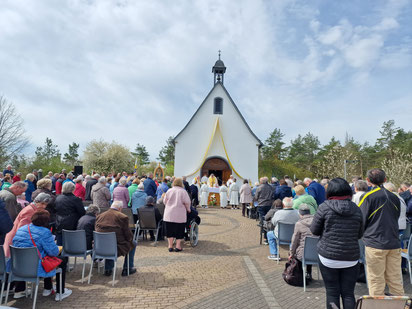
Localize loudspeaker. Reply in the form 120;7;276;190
74;166;83;177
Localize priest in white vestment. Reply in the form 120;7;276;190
229;179;240;209
200;182;209;208
219;184;228;209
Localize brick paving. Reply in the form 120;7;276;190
6;207;412;308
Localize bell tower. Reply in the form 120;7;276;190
212;50;226;85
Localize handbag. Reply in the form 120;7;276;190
282;257;303;286
28;224;62;273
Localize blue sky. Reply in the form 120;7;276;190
0;0;411;160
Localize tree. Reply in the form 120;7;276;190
287;132;320;171
158;137;175;166
33;138;61;167
83;140;133;174
376;120;398;151
63;142;80;166
0;96;29;165
316;144;360;179
131;143;150;175
381;149;412;187
261;128;286;160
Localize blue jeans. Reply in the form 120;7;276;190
267;231;278;255
105;247;136;271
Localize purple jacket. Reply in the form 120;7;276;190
112;185;130;208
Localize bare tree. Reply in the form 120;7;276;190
0;96;29;165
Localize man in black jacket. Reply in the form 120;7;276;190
0;199;13;245
359;168;403;296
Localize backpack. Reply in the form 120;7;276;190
282;257;303;286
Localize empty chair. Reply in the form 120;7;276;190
134;208;163;245
401;234;412;284
88;231;118;286
302;236;320;292
276;221;295;264
61;230;92;283
355;295;411;309
0;246;6;305
5;246;62;309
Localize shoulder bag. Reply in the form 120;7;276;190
28;224;62;273
282;257;303;287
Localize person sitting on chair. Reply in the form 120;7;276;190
95;200;137;277
139;196;162;241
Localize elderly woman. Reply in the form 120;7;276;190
12;210;72;300
240;179;252;216
352;180;368;205
289;204;315;282
74;176;86;200
91;176;111;210
310;178;363;309
3;193;52;297
55;181;85;245
113;177;130;208
32;178;56;222
131;183;147;222
292;185;317;214
24;173;36;203
163;178;191;252
77;205;100;250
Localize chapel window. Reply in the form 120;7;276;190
214;97;223;114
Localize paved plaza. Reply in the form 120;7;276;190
8;208;412;309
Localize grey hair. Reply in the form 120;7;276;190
26;173;35;181
85;175;92;180
86;204;100;215
303;177;312;183
67;172;74;179
138;183;144;190
93;173;101;179
98;176;106;184
355;180;368;192
62;181;76;194
11;181;28;189
119;177;127;185
298;203;311;215
111;200;123;210
282;197;293;208
384;182;396;193
271;177;278;183
33;192;52;204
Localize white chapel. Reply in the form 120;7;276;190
173;54;263;185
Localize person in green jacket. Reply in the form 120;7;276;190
1;175;12;190
127;178;140;207
292;185;317;214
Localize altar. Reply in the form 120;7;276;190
208;187;220;206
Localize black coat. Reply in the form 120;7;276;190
85;179;98;201
55;193;86;234
273;185;292;200
311;199;363;261
190;185;199;206
0;199;13;245
77;213;96;250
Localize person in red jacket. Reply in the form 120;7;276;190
74;176;86;200
12;172;22;183
55;174;65;195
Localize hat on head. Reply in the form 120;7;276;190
298;203;311;215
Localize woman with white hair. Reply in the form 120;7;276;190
113;177;130;209
55;181;86;245
91;176;111;210
24;173;36;203
32;178;57;221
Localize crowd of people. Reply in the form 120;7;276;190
0;166;199;303
251;170;411;309
1;165;411;308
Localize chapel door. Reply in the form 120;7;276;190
222;170;231;184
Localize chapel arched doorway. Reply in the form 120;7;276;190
201;157;232;186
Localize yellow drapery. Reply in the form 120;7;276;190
186;117;244;179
